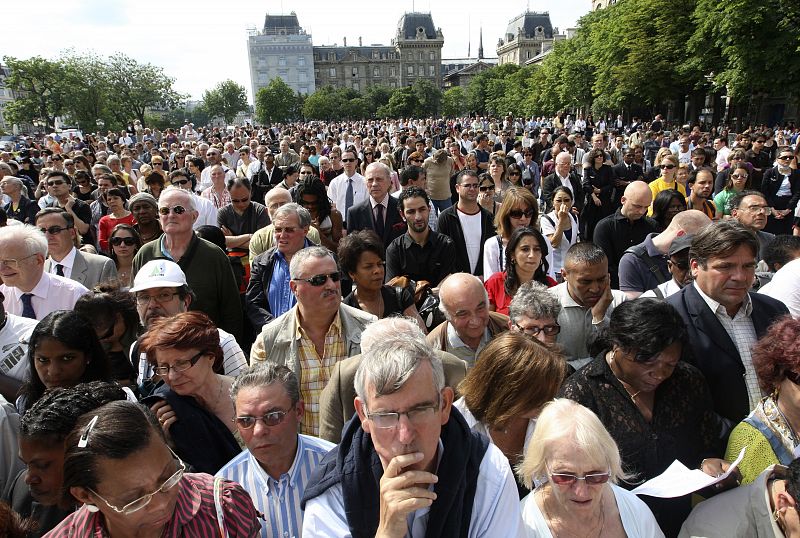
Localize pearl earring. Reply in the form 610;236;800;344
85;503;100;513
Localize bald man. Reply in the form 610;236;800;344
593;181;659;288
619;209;712;298
425;273;509;366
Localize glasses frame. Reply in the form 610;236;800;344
110;236;137;246
234;409;291;429
365;400;440;429
513;322;561;337
293;272;342;286
158;205;188;216
39;225;72;235
0;253;38;269
152;350;208;377
546;464;611;487
134;292;179;306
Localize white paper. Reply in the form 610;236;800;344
631;446;746;498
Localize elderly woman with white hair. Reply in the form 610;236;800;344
517;399;664;537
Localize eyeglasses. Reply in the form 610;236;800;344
755;140;766;144
661;164;676;170
158;205;187;215
513;322;561;337
508;172;521;177
0;253;37;269
509;209;535;219
152;162;163;166
341;158;356;163
134;292;179;306
742;205;772;215
785;370;800;385
234;409;291;429
88;451;185;515
730;174;748;180
293;272;342;286
171;179;190;186
366;403;439;429
39;225;72;235
547;465;611;487
778;155;793;161
111;236;137;246
152;350;208;377
459;183;480;190
479;185;495;192
409;159;423;163
46;179;66;187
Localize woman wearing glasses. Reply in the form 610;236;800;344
762;146;800;235
106;224;141;290
140;311;241;474
455;332;566;499
97;188;136;255
46;399;260;537
558;299;733;536
647;154;686;207
581;148;615;241
713;163;751;217
517;399;664;537
714;149;751;195
483;187;545;280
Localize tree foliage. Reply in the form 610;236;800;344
201;80;248;124
255;77;298;124
2;56;72;129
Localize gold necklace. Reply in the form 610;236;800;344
607;351;641;402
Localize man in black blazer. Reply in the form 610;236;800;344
667;221;789;425
345;162;404;248
611;148;644;206
541;153;584;213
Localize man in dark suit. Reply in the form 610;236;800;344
541;152;584;214
611;148;644;206
345;162;404;249
36;208;118;289
667;220;789;424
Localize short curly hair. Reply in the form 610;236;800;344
336;229;384;277
752;316;800;393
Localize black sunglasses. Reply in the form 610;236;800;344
111;236;138;246
661;164;676;170
158;205;188;215
509;209;535;219
293;272;342;286
479;185;495;192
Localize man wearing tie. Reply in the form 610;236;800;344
0;225;88;320
327;149;366;225
345;162;404;249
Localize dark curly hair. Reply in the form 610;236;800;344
295;177;332;223
337;229;384;277
504;226;550;296
752;317;800;393
604;298;687;362
651;189;687;230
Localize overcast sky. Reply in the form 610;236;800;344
3;0;589;103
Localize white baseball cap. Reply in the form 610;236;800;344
129;260;187;292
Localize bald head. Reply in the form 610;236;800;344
667;209;711;235
265;187;292;219
438;273;488;318
620;181;653;222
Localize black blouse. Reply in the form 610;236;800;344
343;285;414;319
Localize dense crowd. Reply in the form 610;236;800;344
0;113;799;537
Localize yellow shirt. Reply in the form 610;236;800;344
648;177;687;216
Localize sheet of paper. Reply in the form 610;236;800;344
631;446;745;498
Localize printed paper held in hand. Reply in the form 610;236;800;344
631;446;745;498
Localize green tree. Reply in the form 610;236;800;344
442;87;469;117
364;85;394;116
378;86;418;118
63;54;118;131
201;80;248;124
411;79;442;116
2;56;72;130
255;77;297;124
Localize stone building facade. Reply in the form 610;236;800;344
247;13;316;97
496;11;566;66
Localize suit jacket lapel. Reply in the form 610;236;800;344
72;252;89;286
685;285;742;365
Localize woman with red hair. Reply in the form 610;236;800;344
726;316;800;484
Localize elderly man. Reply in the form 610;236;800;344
346;162;404;248
541;152;583;213
1;177;37;224
593;181;658;288
246;203;314;328
507;281;562;347
168;169;218;229
275;139;301;170
549;243;627;367
668;221;789;424
129;259;246;388
618;209;712;298
302;337;523;537
250;187;320;258
328;148;367;223
730;190;776;262
0;225;88;320
198;146;235;193
251;246;376;435
426;272;508;366
35;208;117;288
318;316;468;444
131;186;243;342
217;363;335;538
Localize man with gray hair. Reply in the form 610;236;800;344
251;245;376;435
0;225;88;320
1;177;37;224
217;362;334;538
132;186;243;342
508;281;562;347
249;187;320;257
246;202;315;327
318;316;468;443
427;272;509;366
345;162;404;248
302;337;523;537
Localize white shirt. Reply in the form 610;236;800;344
640;279;683;299
759;258;799;319
328;172;367;218
1;272;89;320
0;314;38;381
190;192;219;230
458;209;483;276
302;440;524;538
715;146;731;171
455;397;536;456
48;247;77;279
539;212;578;275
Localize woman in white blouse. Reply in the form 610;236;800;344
539;186;579;277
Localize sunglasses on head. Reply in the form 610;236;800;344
293;272;342;286
509;209;535;219
158;205;187;215
111;236;138;246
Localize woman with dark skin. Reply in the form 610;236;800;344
295;177;343;251
651;189;688;231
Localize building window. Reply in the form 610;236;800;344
407;65;414;75
299;72;307;82
418;65;424;75
329;67;337;77
418;52;423;60
279;57;286;67
298;57;306;66
389;66;396;77
429;51;435;61
314;69;320;79
353;81;360;92
373;67;380;77
390;81;396;88
527;50;532;59
429;65;435;76
352;67;358;77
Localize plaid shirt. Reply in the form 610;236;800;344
295;313;346;436
201;186;232;209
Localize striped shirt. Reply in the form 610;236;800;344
295;314;346;436
44;473;261;537
216;435;335;538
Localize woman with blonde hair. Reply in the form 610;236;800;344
517;399;663;537
646;147;674;181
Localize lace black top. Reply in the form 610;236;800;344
558;352;725;537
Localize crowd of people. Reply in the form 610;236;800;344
0;113;799;537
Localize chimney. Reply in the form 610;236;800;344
343;36;347;47
359;36;362;46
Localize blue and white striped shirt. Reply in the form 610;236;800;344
217;434;335;538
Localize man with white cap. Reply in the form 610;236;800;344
129;259;247;392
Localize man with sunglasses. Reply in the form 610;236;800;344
35;208;117;289
217;362;335;538
251;246;376;436
640;233;694;299
39;170;92;243
131;187;243;343
328;149;366;224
